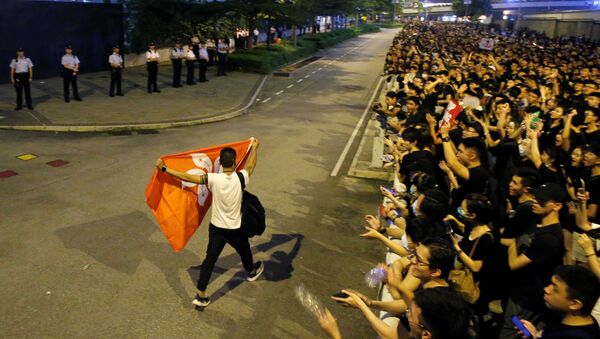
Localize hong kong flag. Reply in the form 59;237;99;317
438;99;463;130
145;138;253;252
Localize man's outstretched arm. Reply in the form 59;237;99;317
156;158;207;184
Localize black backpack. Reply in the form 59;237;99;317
236;172;266;238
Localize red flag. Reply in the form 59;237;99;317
438;99;463;129
145;138;253;252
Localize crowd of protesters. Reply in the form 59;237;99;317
316;22;600;339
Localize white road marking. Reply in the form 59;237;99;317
304;75;310;78
318;68;323;71
287;84;294;89
275;90;284;95
297;79;303;83
330;77;385;177
311;71;317;74
262;97;271;103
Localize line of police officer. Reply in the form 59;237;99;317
8;40;215;110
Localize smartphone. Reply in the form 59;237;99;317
332;292;350;299
511;316;531;338
530;111;540;130
580;179;586;192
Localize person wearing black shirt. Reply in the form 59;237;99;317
515;265;600;339
502;168;540;243
499;183;567;339
401;96;426;127
440;123;490;209
583;144;600;224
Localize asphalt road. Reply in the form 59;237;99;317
0;28;398;339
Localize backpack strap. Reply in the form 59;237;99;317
236;172;246;191
469;232;493;257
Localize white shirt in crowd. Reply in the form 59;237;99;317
207;170;249;229
185;49;196;60
146;50;160;62
198;47;209;60
217;42;229;54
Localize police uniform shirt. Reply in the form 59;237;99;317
199;47;209;60
61;54;80;69
10;57;33;73
146;50;160;62
217;42;229;54
185;50;196;60
109;53;123;67
170;48;184;60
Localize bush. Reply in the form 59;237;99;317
229;26;381;73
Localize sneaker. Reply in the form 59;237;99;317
191;294;210;307
247;261;264;282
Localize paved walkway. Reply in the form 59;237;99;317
0;63;266;132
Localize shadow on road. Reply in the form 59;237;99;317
55;211;303;307
187;233;304;305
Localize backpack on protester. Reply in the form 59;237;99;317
449;232;493;304
236;172;266;238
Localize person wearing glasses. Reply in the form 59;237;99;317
321;239;470;339
325;238;457;338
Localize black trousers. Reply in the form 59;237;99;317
199;59;208;82
109;68;122;95
185;60;195;85
196;224;255;291
217;53;227;76
172;59;182;87
208;49;216;66
62;69;80;100
14;73;32;108
147;62;158;92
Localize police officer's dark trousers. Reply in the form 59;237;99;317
185;60;195;85
172;59;182;87
15;73;32;109
199;59;208;82
217;53;227;76
147;61;159;93
110;67;122;96
62;68;80;101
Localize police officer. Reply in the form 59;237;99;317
61;45;82;102
170;42;184;88
184;45;196;86
108;45;124;97
146;42;160;93
9;47;34;110
216;38;230;76
198;41;209;83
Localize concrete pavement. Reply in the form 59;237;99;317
0;29;400;338
0;63;266;132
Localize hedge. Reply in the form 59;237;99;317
378;22;403;29
228;24;381;74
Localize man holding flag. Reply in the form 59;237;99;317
154;138;262;308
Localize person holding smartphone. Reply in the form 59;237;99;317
514;265;600;339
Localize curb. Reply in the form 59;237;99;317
346;77;395;181
0;75;269;133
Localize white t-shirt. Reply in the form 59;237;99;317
207;170;249;229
